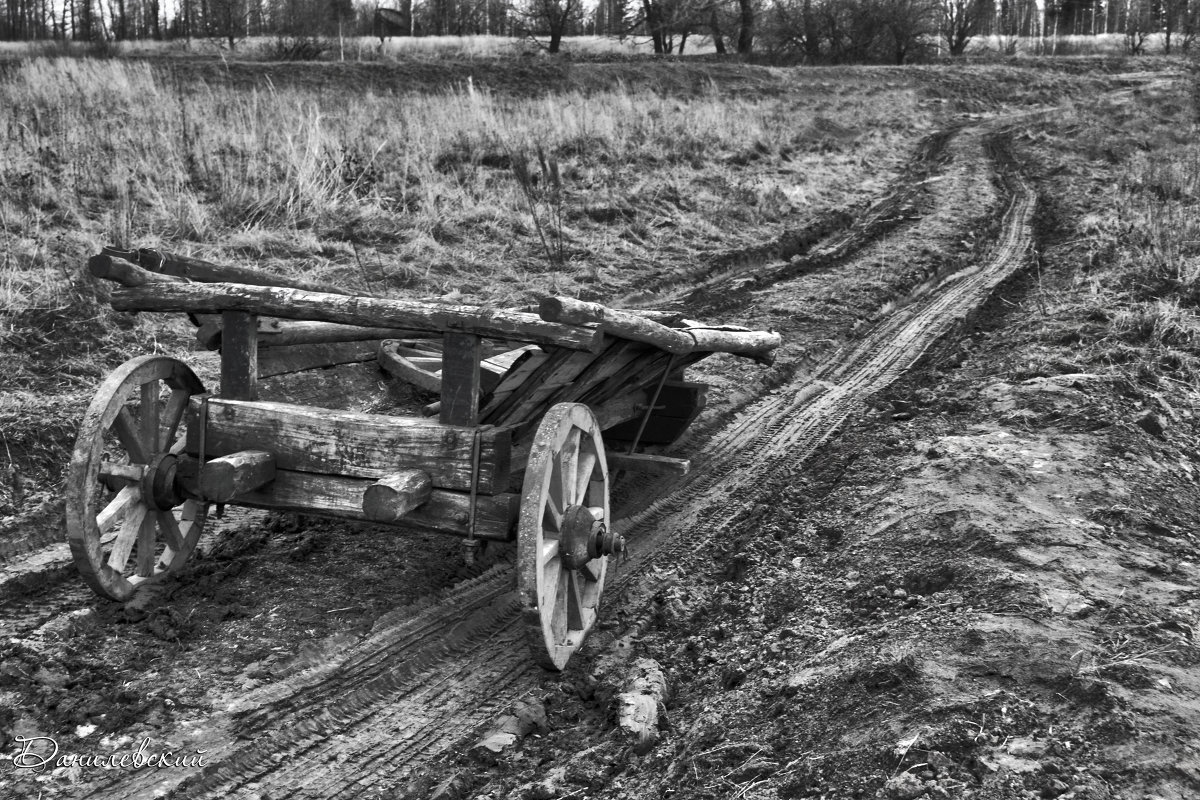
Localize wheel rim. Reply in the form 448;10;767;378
65;356;208;601
518;403;611;671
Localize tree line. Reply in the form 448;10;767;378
3;0;1198;60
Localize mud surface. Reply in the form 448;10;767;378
2;61;1198;800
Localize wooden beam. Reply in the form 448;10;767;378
88;254;187;287
362;470;433;523
187;398;512;494
229;469;519;540
220;311;258;400
136;248;361;296
606;453;691;476
111;283;605;352
257;340;380;378
196;319;435;351
440;332;482;426
538;296;780;363
194;450;277;503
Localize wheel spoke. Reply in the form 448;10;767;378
107;504;147;571
542;495;563;533
136;511;157;577
113;407;150;464
541;556;561;609
161;388;192;446
550;566;569;643
540;538;559;565
96;485;140;533
157;511;185;552
141;381;161;454
565;571;585;630
578;562;600;583
575;448;598;505
560;429;581;506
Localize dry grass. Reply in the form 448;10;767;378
0;57;929;310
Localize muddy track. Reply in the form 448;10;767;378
616;127;956;315
66;116;1035;799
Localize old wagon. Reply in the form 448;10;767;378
69;248;781;669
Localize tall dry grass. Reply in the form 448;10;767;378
0;56;927;309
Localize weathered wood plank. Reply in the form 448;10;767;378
362;470;433;523
110;283;605;352
539;296;781;363
257;340;381;379
440;332;482;426
136;248;360;296
196;450;277;503
606;452;690;476
232;469;519;540
196;319;433;351
220;311;258;400
487;349;599;429
187;398;511;495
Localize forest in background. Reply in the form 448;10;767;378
2;0;1199;61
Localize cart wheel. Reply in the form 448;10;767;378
65;356;209;602
518;403;625;671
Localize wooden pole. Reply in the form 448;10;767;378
136;248;362;296
538;296;780;363
111;283;605;352
440;332;482;426
220;311;258;400
195;319;435;351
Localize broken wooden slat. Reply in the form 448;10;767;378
229;469;519;540
194;450;277;503
487;349;599;428
606;453;690;476
258;340;381;379
440;332;482;426
136;248;359;296
187;398;512;494
362;470;434;523
477;349;552;421
220;311;258;400
110;283;605;352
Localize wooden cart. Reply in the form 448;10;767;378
69;249;781;669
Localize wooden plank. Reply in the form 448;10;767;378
440;332;482;426
258;340;380;378
196;319;433;351
136;248;360;296
110;283;605;352
477;349;551;419
232;470;519;540
187;398;511;495
606;453;691;476
487;349;599;428
196;450;277;502
362;470;433;523
220;311;258;400
479;347;572;424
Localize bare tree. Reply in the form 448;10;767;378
940;0;982;55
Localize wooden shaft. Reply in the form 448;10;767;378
196;319;435;351
111;283;605;352
539;296;781;362
137;248;361;296
606;452;691;476
362;470;434;522
89;254;187;287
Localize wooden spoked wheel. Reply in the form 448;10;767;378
519;403;622;671
65;356;209;602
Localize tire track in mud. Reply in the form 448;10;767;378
76;121;1035;800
